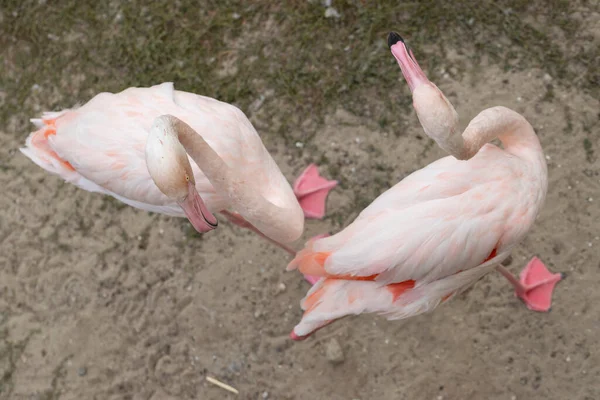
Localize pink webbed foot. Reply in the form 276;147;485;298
302;233;329;285
293;164;338;219
516;257;564;312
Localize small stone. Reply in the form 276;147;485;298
262;391;269;399
295;141;304;148
275;282;286;294
324;7;340;19
77;366;87;377
324;338;345;364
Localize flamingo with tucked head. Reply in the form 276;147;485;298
286;33;563;340
21;82;337;253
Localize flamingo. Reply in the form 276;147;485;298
286;32;563;340
20;82;337;252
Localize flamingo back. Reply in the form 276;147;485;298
21;83;293;216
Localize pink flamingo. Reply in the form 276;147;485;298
287;33;563;340
21;82;337;252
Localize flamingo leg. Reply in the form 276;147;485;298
496;257;563;312
222;211;327;285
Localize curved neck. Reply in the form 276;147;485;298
442;106;543;163
168;116;303;243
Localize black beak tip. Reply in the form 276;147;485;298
387;32;404;48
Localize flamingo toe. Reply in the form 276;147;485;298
293;164;338;219
517;257;563;312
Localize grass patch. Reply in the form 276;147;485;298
2;0;596;140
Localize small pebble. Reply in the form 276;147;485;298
324;338;345;364
262;391;269;399
77;367;87;377
324;7;341;19
276;282;287;294
295;142;304;148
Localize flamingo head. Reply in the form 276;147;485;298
388;32;461;156
146;115;218;233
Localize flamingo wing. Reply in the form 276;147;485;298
289;146;543;338
293;145;535;285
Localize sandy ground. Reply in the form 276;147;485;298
1;2;600;400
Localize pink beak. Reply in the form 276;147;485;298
178;181;218;233
388;32;429;92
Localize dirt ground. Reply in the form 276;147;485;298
1;1;599;399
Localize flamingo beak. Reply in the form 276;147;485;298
178;181;218;233
388;32;429;92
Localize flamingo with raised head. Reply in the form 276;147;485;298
21;82;337;252
286;33;563;340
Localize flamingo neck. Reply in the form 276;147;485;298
168;116;303;243
439;106;544;164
